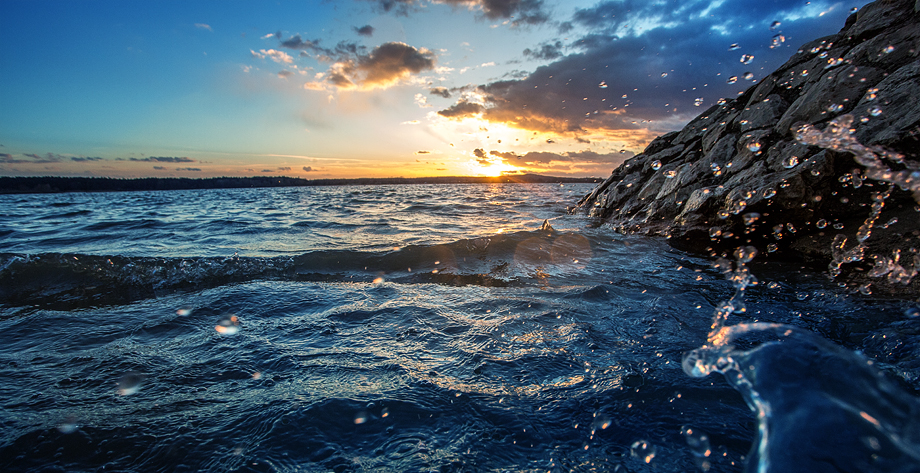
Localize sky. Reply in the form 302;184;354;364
0;0;871;179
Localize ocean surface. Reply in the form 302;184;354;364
1;183;919;472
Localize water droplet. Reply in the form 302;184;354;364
747;141;762;152
734;246;758;263
850;7;858;13
816;219;828;228
354;411;368;424
905;307;920;318
717;209;730;219
729;200;747;214
215;315;240;335
762;187;777;199
650;160;662;170
598;81;608;88
709;227;723;238
742;212;761;225
770;34;785;49
176;306;193;316
882;45;895;54
864;87;878;101
767;243;779;252
373;277;385;284
58;416;79;434
827;103;844;113
631;440;657;464
660;72;668;78
740;54;754;64
782;155;799;168
694;97;704;107
726;76;738;84
663;169;677;179
118;373;144;396
770;21;781;31
711;163;722;176
728;43;741;50
833;223;845;230
743;72;754;81
869;106;882;117
858;283;872;295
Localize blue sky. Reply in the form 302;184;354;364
0;0;870;178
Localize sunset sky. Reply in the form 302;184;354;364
0;0;869;178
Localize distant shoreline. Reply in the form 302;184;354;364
0;174;601;195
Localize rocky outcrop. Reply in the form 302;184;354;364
574;0;920;296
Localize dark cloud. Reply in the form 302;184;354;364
130;156;195;163
437;99;484;118
278;166;292;171
486;148;632;169
303;166;315;172
523;40;563;61
473;148;487;158
70;156;104;162
176;167;202;171
278;70;294;78
5;153;67;163
438;0;859;140
153;166;167;170
261;169;274;173
360;0;549;25
317;41;436;89
280;34;317;50
430;86;451;98
416;150;430;154
354;25;375;36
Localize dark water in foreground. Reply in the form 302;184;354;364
1;184;919;472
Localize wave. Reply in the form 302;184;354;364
0;229;596;311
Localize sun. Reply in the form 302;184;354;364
467;158;522;177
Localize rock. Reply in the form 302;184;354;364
572;0;920;297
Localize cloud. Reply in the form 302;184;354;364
416;150;430;154
523;40;563;60
437;0;858;141
153;166;167;170
176;167;202;171
354;25;375;36
3;152;67;164
130;156;195;163
360;0;549;26
414;93;432;107
430;86;451;98
278;70;294;79
261;169;275;173
70;156;104;162
251;48;294;64
303;166;316;172
473;148;486;158
261;32;279;39
278;166;292;171
316;41;436;90
195;23;212;32
437;99;484;118
280;34;317;50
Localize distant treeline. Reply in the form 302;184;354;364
0;174;601;195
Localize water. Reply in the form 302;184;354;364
1;183;919;472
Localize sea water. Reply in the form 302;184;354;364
1;183;918;472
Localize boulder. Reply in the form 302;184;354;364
573;0;920;297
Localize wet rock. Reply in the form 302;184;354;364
573;0;920;297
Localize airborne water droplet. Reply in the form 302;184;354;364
650;160;662;170
743;72;754;81
631;440;657;464
850;7;858;13
694;97;704;107
770;21;781;31
711;163;722;176
740;54;754;64
663;169;677;179
816;219;828;228
864;87;878;101
743;212;761;225
215;315;241;335
727;76;738;84
598;81;608;88
782;156;799;168
762;187;777;199
118;373;144;396
869;106;882;117
827;103;844;113
728;43;741;50
882;45;895;54
660;72;668;78
747;141;762;152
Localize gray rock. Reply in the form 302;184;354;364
572;0;920;297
